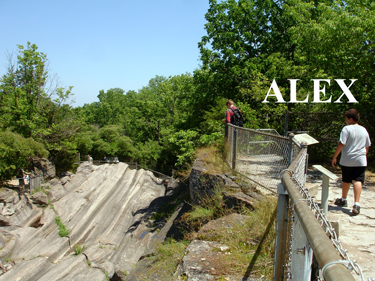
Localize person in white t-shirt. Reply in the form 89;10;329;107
332;109;371;215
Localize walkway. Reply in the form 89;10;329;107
306;167;375;280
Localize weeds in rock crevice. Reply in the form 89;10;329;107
55;216;70;237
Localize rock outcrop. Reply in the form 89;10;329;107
0;154;268;280
0;162;172;280
177;156;267;281
189;158;240;205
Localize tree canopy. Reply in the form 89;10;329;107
1;1;374;183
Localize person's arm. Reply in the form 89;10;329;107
332;142;345;167
366;146;370;155
224;109;231;123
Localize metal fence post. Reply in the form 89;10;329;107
284;110;289;137
232;127;237;170
273;183;289;280
288;133;294;165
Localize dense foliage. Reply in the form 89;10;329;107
1;0;374;183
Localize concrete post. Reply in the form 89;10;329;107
312;165;338;217
321;174;330;216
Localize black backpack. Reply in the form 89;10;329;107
230;108;243;127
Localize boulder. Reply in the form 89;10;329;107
31;191;49;206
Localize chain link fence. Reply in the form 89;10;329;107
29;174;42;193
226;124;301;193
225;124;366;280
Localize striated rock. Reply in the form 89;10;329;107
93;261;115;278
59;176;71;186
46;183;67;203
0;188;42;228
0;162;170;281
126;201;189;281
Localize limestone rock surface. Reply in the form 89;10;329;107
0;162;168;281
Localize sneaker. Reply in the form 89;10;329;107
334;198;347;207
352;205;360;215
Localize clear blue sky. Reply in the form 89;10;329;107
0;0;210;107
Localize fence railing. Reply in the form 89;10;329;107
225;124;362;280
16;174;43;193
275;147;358;280
29;174;42;193
226;124;301;193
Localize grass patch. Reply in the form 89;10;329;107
181;188;231;232
55;216;70;237
195;146;231;174
204;198;277;279
31;185;50;195
73;244;86;255
135;238;189;280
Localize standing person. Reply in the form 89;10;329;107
224;100;243;127
22;168;31;184
18;168;25;187
87;155;93;164
332;109;371;215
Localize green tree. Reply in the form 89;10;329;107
198;0;293;99
0;43;78;174
0;42;49;137
0;131;48;183
286;0;375;110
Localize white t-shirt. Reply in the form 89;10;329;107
339;124;371;167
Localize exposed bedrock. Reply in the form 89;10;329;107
0;162;173;280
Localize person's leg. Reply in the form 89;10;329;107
335;166;351;206
341;182;351;199
352;180;362;203
352;167;366;204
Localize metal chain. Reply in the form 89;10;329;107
283;201;294;280
289;150;364;280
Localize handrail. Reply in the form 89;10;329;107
226;123;289;141
281;149;355;281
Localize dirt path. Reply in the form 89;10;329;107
306;166;375;280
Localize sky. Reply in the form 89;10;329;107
0;0;210;107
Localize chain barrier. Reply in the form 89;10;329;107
226;125;369;280
288;149;365;281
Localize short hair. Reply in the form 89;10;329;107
345;109;360;122
226;100;234;106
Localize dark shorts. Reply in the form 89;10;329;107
340;165;366;183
